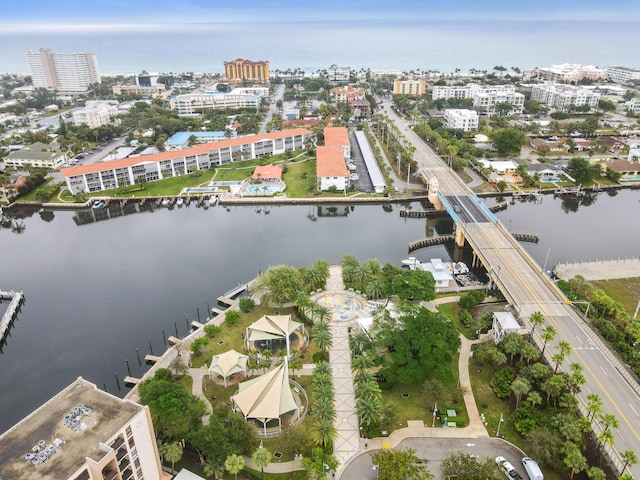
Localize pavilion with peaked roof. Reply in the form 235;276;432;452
231;363;300;436
245;314;306;360
208;349;249;387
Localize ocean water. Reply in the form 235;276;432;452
2;18;639;75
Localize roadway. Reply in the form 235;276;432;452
381;101;640;478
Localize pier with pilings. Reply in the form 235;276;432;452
0;290;25;350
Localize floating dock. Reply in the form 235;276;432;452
0;290;25;350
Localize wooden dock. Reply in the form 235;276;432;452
144;354;161;364
0;290;24;349
124;376;142;386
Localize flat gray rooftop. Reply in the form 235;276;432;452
0;377;142;480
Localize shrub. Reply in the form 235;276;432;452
238;297;256;313
204;324;221;338
225;309;240;326
490;367;515;398
459;290;485;309
190;337;209;356
312;351;329;363
459;309;474;328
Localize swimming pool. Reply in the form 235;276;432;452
540;178;560;183
182;186;219;193
247;185;280;192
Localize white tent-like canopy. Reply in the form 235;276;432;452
245;314;304;359
492;311;521;342
208;349;249;387
231;362;299;435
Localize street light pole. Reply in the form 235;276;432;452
496;412;504;437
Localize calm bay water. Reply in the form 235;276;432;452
2;19;639;75
1;190;639;431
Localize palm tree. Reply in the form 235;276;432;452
510;377;531;408
365;278;384;300
295;292;312;319
312;396;337;422
355;379;380;399
620;450;638;475
312;328;333;353
314;361;332;376
225;454;245;480
599;413;620;433
357;394;383;427
597;429;615;463
564;444;587;479
262;349;273;365
529;311;545;336
527;391;542;412
586;393;603;421
204;458;224;479
314;306;332;323
540;325;557;356
252;447;272;480
164;442;183;472
552;353;565;374
351;354;374;374
310;418;337;447
313;318;330;334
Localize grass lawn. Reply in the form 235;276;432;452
592;277;640;316
16;179;62;202
281;158;316;197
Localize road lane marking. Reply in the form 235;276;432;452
630;404;639;417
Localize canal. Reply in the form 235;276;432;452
0;189;638;432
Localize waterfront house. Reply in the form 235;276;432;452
252;164;283;182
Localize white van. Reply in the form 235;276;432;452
522;457;543;480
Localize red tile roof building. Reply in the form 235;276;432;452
252;164;283;181
61;129;311;194
329;86;366;104
317;127;350;191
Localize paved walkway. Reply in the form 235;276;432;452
553;257;640;281
326;266;362;469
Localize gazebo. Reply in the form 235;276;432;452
208;349;249;387
245;314;305;360
231;362;299;436
492;311;521;342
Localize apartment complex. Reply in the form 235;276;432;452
170;87;268;115
61;128;312;194
524;64;606;83
73;101;119;128
531;83;600;112
327;65;351;82
4;142;67;169
330;85;366;103
317;127;350;191
432;84;524;115
112;84;166;98
0;377;162;480
443;109;479;131
165;131;237;150
628;98;640;116
224;58;270;83
393;78;426;96
26;48;100;93
606;66;640;84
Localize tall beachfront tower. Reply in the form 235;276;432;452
26;48;101;92
224;58;270;83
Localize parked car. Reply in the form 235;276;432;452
521;457;543;480
496;457;522;480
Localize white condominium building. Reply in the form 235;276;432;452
73;101;119;128
443;109;479;131
531;83;600;112
327;65;351;82
605;66;640;84
524;64;606;83
26;48;100;92
393;78;426;96
170;88;267;115
432;84;524;115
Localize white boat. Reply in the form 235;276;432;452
210;195;218;206
161;198;170;206
176;197;184;206
401;257;421;270
91;200;104;211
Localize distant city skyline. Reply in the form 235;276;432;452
3;0;640;25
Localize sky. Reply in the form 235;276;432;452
3;0;640;26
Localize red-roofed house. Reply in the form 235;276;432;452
252;164;283;182
324;127;350;159
330;86;366;104
61;128;312;194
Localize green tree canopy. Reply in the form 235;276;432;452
441;452;502;480
566;157;602;184
371;447;433;480
255;265;305;306
490;128;527;156
138;368;206;441
376;304;460;384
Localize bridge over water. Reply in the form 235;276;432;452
381;101;640;477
